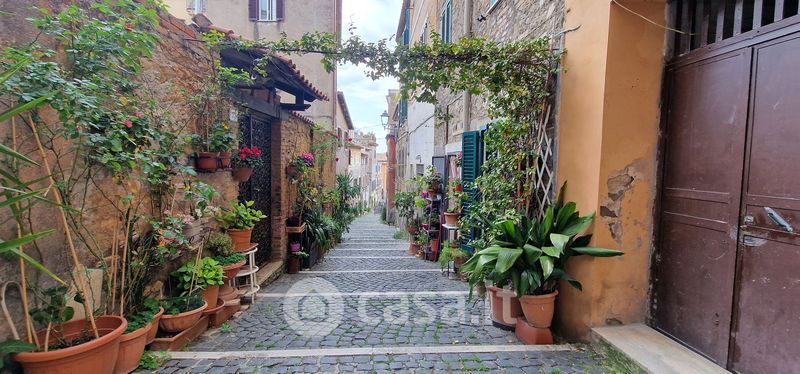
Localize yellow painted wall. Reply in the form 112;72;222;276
556;0;667;339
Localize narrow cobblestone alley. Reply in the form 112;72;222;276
156;215;606;373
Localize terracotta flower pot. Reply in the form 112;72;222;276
444;212;460;226
196;152;218;172
202;298;225;317
231;167;253;182
407;225;418;235
408;243;421;255
15;315;127;374
227;228;253;252
487;286;523;329
288;256;301;274
159;301;208;333
202;285;220;310
145;307;165;345
113;323;149;374
519;291;559;328
218;151;232;169
222;260;246;281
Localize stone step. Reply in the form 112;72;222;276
160;346;596;373
592;324;728;374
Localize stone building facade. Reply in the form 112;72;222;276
164;0;342;133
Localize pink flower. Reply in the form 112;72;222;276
124;24;133;32
134;112;143;118
123;120;133;128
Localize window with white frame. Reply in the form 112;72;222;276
259;0;277;21
187;0;206;14
419;22;428;45
440;0;452;43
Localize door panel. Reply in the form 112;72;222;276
653;50;751;365
731;34;800;374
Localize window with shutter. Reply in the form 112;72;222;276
460;130;484;253
440;0;452;43
255;0;282;21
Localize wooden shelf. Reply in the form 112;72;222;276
286;224;306;233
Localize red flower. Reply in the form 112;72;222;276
123;120;133;128
335;157;339;161
124;24;133;32
239;154;246;160
455;184;462;192
347;137;353;142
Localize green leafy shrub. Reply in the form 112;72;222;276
217;200;267;230
173;257;224;294
205;231;234;257
461;190;624;298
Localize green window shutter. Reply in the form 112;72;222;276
460;130;483;252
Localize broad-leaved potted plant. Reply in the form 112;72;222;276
217;200;267;251
173;257;224;309
461;189;624;329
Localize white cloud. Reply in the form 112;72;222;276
337;0;403;152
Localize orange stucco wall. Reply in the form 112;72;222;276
555;0;668;339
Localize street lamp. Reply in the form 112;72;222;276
380;111;389;128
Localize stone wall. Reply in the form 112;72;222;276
0;3;238;340
435;0;566;150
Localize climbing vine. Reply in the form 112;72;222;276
229;31;561;247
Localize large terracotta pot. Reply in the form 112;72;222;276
288;256;301;274
15;315;127;374
443;212;460;226
519;291;559;328
113;323;149;374
201;285;220;310
487;286;523;329
231;167;253;182
222;260;246;281
145;307;165;345
159;301;208;333
196;152;218;172
406;225;418;235
218;151;232;169
227;228;253;252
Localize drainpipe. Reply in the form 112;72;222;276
462;0;473;133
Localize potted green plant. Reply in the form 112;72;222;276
231;146;264;182
444;179;466;225
114;298;160;374
158;293;207;333
190;123;234;172
460;193;624;329
183;180;219;230
438;243;468;269
207;232;246;281
217;200;267;251
424;166;443;194
173;257;224;309
213;124;237;169
288;251;308;274
13;286;128;374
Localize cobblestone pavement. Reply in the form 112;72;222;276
155;214;609;373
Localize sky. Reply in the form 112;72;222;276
338;0;403;153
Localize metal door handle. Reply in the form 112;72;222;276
764;207;794;233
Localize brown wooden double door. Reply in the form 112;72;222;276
653;29;800;373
